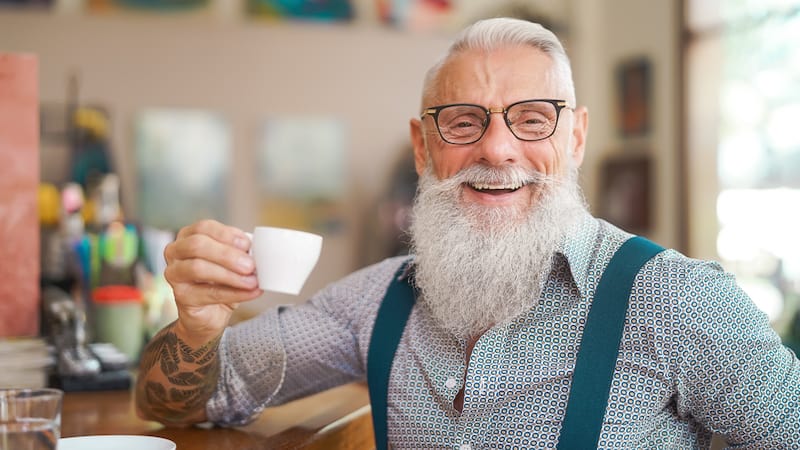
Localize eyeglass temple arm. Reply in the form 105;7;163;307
557;101;575;110
420;108;437;119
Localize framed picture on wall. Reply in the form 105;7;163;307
248;0;354;21
87;0;209;13
0;0;52;7
598;153;651;234
135;109;231;230
616;57;651;137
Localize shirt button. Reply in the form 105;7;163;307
445;378;457;389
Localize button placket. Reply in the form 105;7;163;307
459;325;510;447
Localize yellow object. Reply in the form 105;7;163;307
38;183;60;226
82;198;96;224
73;107;108;139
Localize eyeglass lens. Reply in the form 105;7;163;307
436;101;559;144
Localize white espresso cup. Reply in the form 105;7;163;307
246;226;323;295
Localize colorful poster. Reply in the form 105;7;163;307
248;0;353;21
136;109;230;231
88;0;208;13
0;0;52;7
377;0;452;31
0;53;40;337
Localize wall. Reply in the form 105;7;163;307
0;8;452;309
0;0;683;310
569;0;681;250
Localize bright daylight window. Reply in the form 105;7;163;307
699;0;800;348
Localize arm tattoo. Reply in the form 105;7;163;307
136;323;222;424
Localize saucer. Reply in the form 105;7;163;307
58;435;176;450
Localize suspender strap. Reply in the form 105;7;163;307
367;260;416;450
556;236;664;449
367;237;664;450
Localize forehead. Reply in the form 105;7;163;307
428;46;562;106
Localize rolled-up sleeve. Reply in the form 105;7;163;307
206;309;287;426
205;257;404;427
673;262;800;447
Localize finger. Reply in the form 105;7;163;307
166;258;258;291
176;219;223;239
167;233;255;276
173;282;263;307
177;219;250;251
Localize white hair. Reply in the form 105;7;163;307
409;163;587;338
422;17;576;106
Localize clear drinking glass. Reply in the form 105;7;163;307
0;388;63;450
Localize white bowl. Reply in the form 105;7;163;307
58;435;176;450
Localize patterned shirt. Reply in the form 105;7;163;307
207;213;800;449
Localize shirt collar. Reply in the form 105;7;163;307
555;211;599;299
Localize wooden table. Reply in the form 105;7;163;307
61;382;374;450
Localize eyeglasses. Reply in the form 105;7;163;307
420;99;574;145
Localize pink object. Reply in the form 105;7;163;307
61;183;84;214
0;53;40;337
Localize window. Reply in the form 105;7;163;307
687;0;800;344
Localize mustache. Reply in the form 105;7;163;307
426;165;557;191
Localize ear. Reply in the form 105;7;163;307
410;118;428;176
570;106;589;167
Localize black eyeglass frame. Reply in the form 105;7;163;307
420;98;574;145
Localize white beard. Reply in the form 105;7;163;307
409;164;587;338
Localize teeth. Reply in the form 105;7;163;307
469;182;524;190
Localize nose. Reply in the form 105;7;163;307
474;110;519;166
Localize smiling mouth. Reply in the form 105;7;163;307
465;181;528;195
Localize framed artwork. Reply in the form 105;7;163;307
135;109;230;230
0;0;52;7
88;0;209;13
247;0;353;21
377;0;453;31
616;57;651;137
598;154;651;233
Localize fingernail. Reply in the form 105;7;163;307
233;237;249;250
237;256;254;272
241;275;258;288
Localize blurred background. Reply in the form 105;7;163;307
2;0;800;383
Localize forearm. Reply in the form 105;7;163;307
135;320;222;426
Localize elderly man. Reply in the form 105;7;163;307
136;17;800;449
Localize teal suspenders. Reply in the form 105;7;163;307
366;236;665;450
367;260;416;450
556;236;664;449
